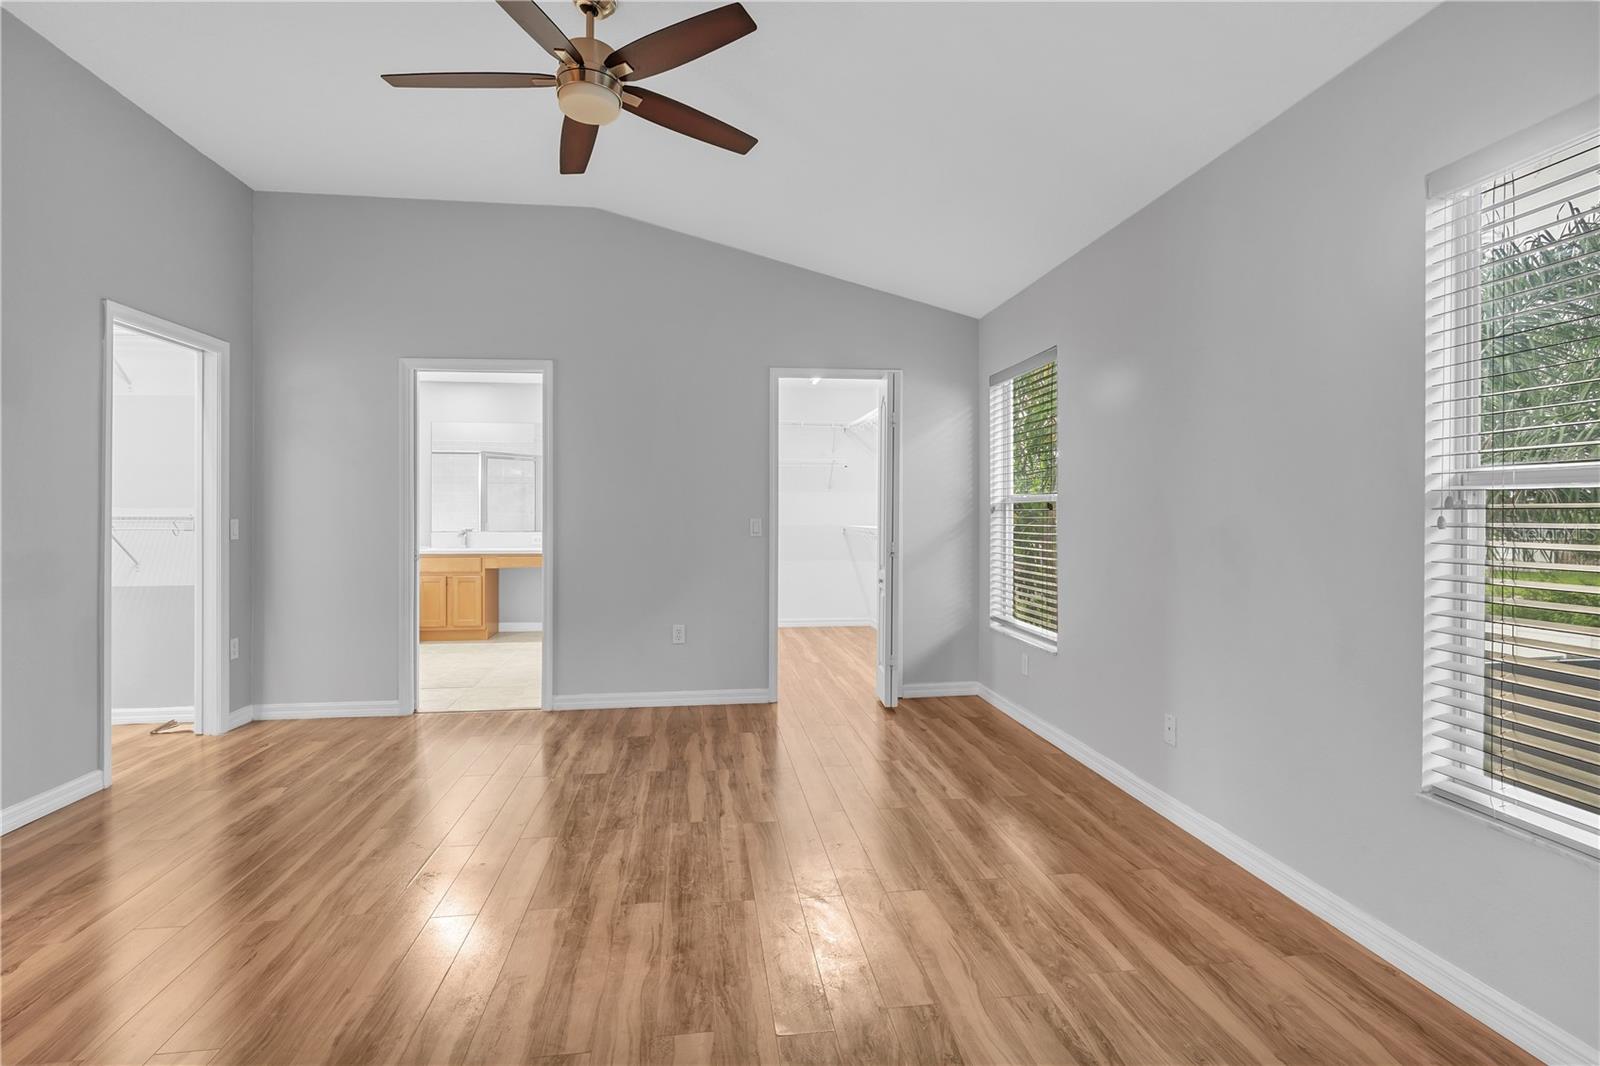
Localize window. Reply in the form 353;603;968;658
431;451;481;533
484;453;537;531
989;351;1058;646
1424;123;1599;856
431;450;541;534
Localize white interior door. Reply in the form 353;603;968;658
875;376;899;707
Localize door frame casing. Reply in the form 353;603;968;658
397;358;554;713
768;367;904;704
100;301;231;779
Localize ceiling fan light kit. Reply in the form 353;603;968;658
557;67;623;125
381;0;758;173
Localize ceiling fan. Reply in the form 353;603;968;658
382;0;758;174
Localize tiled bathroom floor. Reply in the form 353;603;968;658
418;631;542;711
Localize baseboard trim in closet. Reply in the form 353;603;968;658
779;618;875;628
111;706;195;725
253;700;407;720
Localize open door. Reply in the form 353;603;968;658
875;375;900;708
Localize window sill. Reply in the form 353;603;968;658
990;620;1058;655
1419;787;1598;865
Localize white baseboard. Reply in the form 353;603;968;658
253;700;407;720
551;688;775;711
225;705;255;732
112;706;195;725
778;618;875;629
1;769;107;835
498;622;544;633
974;684;1597;1066
900;681;979;698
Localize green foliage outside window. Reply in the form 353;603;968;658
1474;180;1599;814
1479;199;1599;633
1009;362;1057;633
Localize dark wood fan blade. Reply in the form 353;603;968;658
623;87;756;155
382;72;557;88
605;3;755;81
496;0;581;65
561;117;599;174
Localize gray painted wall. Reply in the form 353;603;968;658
976;2;1600;1045
1;13;254;807
252;193;977;704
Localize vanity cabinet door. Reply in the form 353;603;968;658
419;574;448;629
448;574;484;628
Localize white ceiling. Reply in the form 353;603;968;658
8;1;1429;315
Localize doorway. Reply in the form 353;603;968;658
101;302;230;776
400;361;553;713
769;369;902;707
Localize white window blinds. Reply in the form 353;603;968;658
1424;125;1600;857
989;351;1058;645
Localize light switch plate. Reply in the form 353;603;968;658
749;518;763;537
229;518;240;541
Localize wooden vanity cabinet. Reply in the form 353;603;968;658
419;553;539;641
419;555;497;640
419;574;448;629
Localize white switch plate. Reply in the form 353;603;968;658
229;637;240;661
1020;653;1029;677
229;518;240;541
749;518;762;537
1163;714;1176;746
671;624;686;645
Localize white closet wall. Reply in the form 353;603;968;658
110;327;198;714
778;378;881;627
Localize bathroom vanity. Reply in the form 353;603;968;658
419;551;542;641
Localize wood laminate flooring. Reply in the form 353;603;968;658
0;627;1535;1065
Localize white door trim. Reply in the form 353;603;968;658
768;368;904;705
101;301;231;783
398;358;554;714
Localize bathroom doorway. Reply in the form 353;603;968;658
400;361;553;713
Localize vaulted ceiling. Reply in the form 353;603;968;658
7;1;1430;314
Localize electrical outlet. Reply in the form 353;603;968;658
1163;714;1177;746
1020;653;1029;677
229;637;240;661
749;518;763;537
229;518;240;541
672;624;686;645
